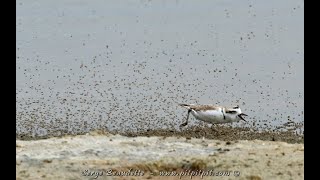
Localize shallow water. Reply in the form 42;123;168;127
16;0;304;137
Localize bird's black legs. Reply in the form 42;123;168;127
180;109;191;127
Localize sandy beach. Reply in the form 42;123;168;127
16;129;304;180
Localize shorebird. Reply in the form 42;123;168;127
178;104;248;127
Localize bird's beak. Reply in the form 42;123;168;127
238;113;248;121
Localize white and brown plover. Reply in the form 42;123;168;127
178;104;248;127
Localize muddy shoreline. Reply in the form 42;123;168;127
17;126;304;144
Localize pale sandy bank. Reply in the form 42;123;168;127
16;131;304;180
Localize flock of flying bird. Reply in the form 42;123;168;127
16;39;303;138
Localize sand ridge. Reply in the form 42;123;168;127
16;129;304;180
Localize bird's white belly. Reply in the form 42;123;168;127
191;110;230;124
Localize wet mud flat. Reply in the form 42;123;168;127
123;126;304;144
17;126;304;144
17;127;303;180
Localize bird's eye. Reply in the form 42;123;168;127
233;106;239;109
